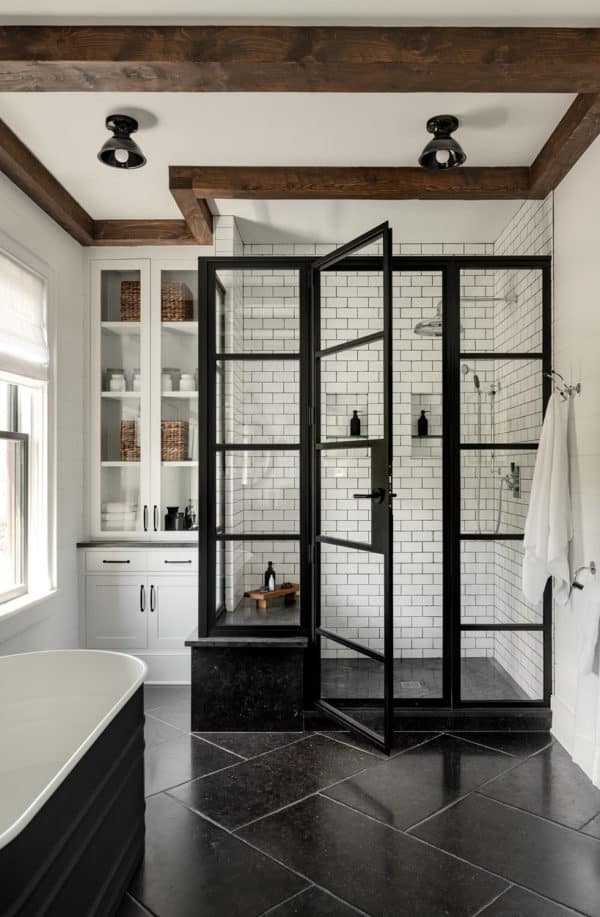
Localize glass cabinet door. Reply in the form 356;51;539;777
93;261;150;536
150;264;200;537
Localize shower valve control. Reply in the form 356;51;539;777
504;462;521;499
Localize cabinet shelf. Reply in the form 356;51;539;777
161;461;198;467
161;321;197;335
101;461;140;467
162;391;198;398
102;391;141;399
411;435;443;440
101;321;141;335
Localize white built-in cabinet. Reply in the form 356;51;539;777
90;258;200;540
84;258;201;683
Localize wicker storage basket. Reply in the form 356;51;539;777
120;281;141;321
120;419;140;461
161;420;189;461
161;281;193;322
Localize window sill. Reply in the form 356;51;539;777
0;588;56;643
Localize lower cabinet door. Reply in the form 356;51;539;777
147;575;198;650
86;575;148;650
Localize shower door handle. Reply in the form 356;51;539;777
353;488;386;505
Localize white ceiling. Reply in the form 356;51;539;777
1;0;600;25
0;92;572;241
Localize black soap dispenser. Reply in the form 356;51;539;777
417;410;429;437
350;410;361;437
264;561;276;592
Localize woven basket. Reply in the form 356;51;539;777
120;281;141;321
161;420;189;461
161;281;193;322
120;419;140;462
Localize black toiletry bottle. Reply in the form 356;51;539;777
417;410;429;437
350;410;361;436
264;561;276;592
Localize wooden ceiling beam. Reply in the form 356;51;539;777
169;167;213;244
1;26;600;93
529;93;600;198
92;219;196;246
0;118;94;244
179;165;532;201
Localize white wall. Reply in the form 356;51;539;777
552;138;600;783
0;173;86;653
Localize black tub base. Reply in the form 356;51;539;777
0;689;145;917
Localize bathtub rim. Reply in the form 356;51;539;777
0;648;147;851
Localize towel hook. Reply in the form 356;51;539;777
545;370;581;400
572;561;597;591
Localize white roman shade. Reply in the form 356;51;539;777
0;250;48;381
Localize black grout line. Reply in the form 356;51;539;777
188;733;248;760
123;892;159;917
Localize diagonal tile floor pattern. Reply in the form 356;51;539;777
117;686;600;917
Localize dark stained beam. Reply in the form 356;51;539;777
529;93;600;198
0;26;600;92
0;117;94;244
169;167;213;244
177;165;532;201
93;219;196;245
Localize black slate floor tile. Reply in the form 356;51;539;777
196;732;306;759
582;813;600;839
323;733;516;830
481;741;600;830
238;794;506;917
144;685;190;711
147;703;192;732
115;893;153;917
145;733;238;796
129;793;306;917
266;885;362;916
412;793;600;916
479;886;580;916
321;730;437;759
145;713;185;749
169;734;376;830
450;731;553;758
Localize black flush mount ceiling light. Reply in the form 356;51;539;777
98;114;146;169
418;115;466;170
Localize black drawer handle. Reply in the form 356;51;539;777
164;559;192;564
150;584;156;612
140;584;146;613
102;559;131;564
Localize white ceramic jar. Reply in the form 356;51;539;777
180;373;195;392
109;373;126;392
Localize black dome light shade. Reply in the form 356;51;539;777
98;114;146;169
418;114;466;170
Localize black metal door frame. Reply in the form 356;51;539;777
198;253;553;715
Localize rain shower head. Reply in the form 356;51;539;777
414;302;443;338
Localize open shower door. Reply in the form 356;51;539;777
312;223;394;754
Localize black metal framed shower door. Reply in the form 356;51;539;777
310;223;395;754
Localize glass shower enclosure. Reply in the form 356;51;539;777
197;228;552;753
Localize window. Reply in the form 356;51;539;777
0;249;50;607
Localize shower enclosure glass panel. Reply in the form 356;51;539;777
218;540;301;626
314;223;394;753
216;269;300;354
458;266;548;705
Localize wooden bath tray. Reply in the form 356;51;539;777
244;583;300;611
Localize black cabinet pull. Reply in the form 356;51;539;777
102;559;131;564
140;584;145;612
150;584;156;612
164;559;192;564
153;505;159;532
143;505;148;531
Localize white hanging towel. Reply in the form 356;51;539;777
523;392;572;605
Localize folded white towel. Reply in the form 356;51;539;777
102;519;137;530
102;502;137;513
523;392;572;605
102;513;137;523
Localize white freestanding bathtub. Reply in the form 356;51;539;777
0;650;147;917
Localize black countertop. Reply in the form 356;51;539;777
77;540;198;548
